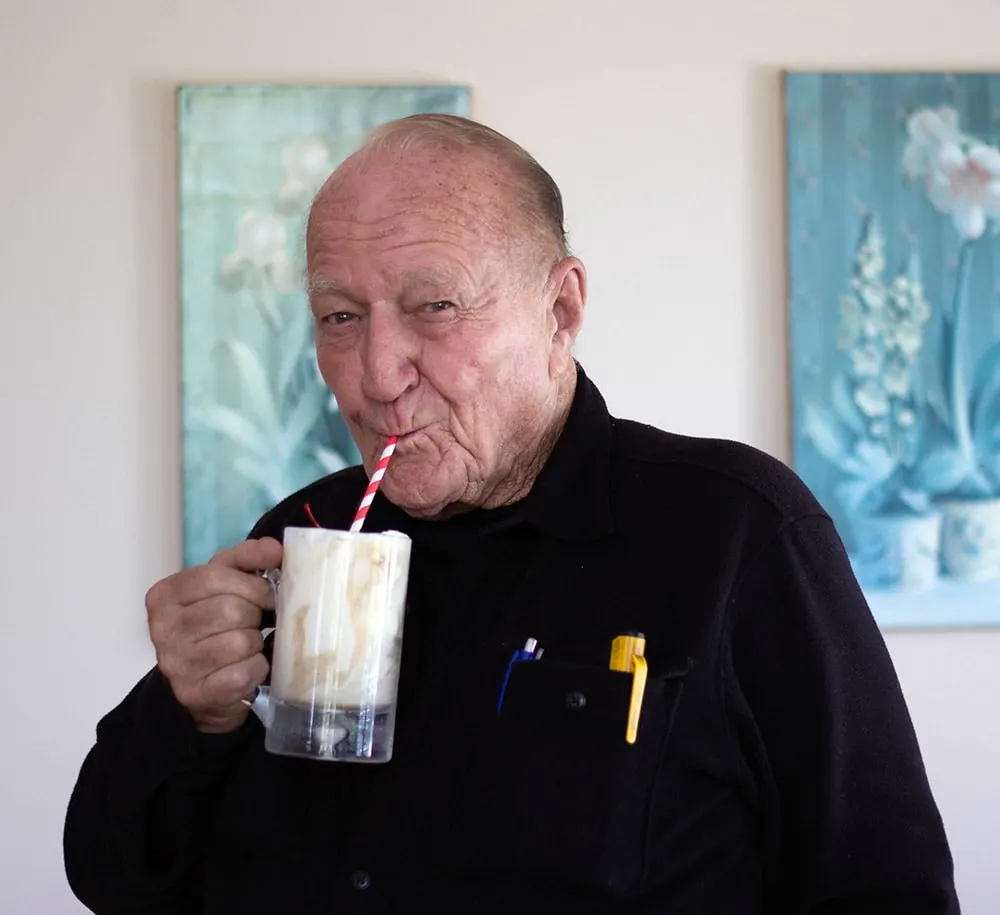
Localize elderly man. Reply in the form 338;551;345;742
64;114;960;914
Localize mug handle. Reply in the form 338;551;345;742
257;567;281;592
240;684;274;727
239;568;280;722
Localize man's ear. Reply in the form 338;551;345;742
546;257;587;374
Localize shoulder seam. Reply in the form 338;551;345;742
725;510;833;605
615;449;818;521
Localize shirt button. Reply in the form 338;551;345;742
350;870;372;891
566;690;587;710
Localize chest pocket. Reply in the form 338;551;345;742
446;656;687;897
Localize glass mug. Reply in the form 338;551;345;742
244;527;412;763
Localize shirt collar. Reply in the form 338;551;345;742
513;361;614;541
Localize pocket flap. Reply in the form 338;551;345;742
500;657;685;747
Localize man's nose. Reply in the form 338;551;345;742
360;307;419;403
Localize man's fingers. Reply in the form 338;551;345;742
197;627;264;674
145;539;281;614
145;536;280;731
186;595;264;643
210;537;283;575
161;564;275;610
199;652;270;708
161;627;263;684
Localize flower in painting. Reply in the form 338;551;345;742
820;215;936;514
856;221;887;280
901;105;1000;240
267;250;302;295
858;282;885;310
277;137;333;214
850;344;882;378
901;106;959;180
838;217;891;380
885;269;931;361
217;210;296;297
218;251;250;291
849;243;932;460
861;313;885;341
283;137;333;186
855;378;891;418
237;211;287;267
868;418;890;440
885;320;924;360
925;140;1000;240
276;182;307;215
883;361;911;398
837;294;862;349
890;275;931;325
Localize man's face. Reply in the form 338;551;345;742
305;149;583;519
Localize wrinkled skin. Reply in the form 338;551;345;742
306;145;587;519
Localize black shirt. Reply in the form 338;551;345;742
63;365;960;914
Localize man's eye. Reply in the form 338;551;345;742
424;301;455;314
323;312;355;325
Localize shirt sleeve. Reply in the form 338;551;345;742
723;512;961;914
63;666;256;914
62;509;296;914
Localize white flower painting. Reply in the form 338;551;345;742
902;106;1000;241
178;85;471;567
786;73;1000;630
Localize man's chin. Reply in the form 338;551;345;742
379;471;453;521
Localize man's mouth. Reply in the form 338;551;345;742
381;427;424;443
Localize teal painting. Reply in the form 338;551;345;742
178;84;471;567
786;72;1000;629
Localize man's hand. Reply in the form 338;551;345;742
145;537;283;733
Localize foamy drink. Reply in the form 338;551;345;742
265;527;411;762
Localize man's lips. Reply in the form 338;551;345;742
376;427;425;443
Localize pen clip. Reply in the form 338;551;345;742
497;638;542;713
625;655;648;744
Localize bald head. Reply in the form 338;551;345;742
307;114;569;272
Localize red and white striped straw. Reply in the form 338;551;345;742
350;436;398;532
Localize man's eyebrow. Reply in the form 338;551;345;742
307;275;353;300
307;266;468;301
400;266;453;286
400;266;477;294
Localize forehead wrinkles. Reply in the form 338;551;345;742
307;188;513;274
313;147;516;239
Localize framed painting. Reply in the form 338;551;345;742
178;84;471;567
786;72;1000;629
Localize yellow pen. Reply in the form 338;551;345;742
609;631;648;744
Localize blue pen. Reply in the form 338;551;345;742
497;638;542;712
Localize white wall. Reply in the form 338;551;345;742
2;1;997;911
